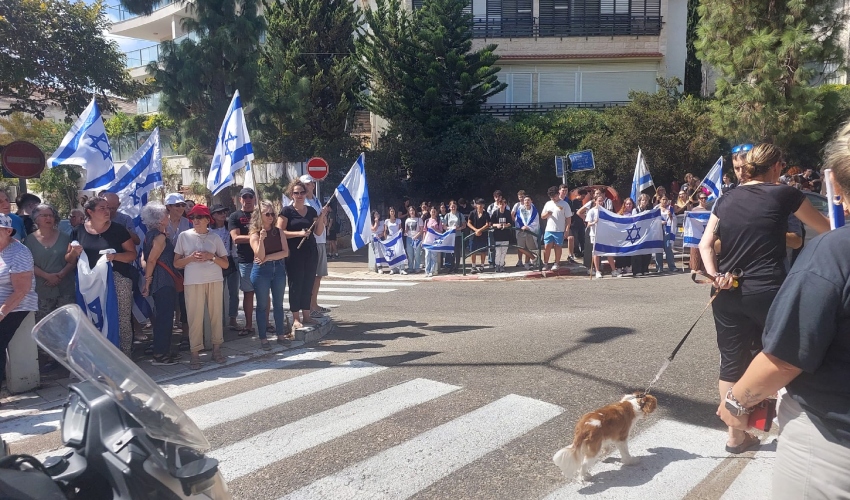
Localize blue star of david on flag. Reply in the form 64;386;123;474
47;97;115;190
207;90;254;195
88;133;113;161
385;247;395;258
625;223;642;244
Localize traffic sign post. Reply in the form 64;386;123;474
306;157;329;181
0;141;46;179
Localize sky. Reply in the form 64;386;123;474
86;0;153;53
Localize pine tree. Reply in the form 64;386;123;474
253;0;363;161
695;0;847;144
150;0;264;170
359;0;506;136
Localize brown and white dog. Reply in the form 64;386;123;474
553;392;658;482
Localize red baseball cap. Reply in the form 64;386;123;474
187;204;211;218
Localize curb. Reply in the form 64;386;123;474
431;266;580;281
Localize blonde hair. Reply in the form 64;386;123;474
822;120;850;195
249;200;276;235
743;143;783;180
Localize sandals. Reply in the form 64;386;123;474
726;432;761;454
213;352;227;364
151;354;178;366
260;341;272;351
133;334;152;343
237;327;254;337
189;358;202;370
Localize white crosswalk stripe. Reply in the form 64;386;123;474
4;355;778;498
310;280;420;309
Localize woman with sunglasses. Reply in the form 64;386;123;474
249;201;290;350
699;143;830;454
278;179;328;330
174;204;229;369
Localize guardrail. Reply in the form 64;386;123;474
481;101;628;116
472;15;662;38
460;227;544;276
105;0;176;22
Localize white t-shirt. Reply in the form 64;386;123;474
586;207;600;238
542;200;573;232
404;217;423;239
306;197;326;244
581;198;614;211
385;219;402;238
174;230;227;285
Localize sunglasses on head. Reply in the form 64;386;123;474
731;143;754;154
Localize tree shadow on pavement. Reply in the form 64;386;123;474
577;326;636;344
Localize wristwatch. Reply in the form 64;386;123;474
724;387;753;416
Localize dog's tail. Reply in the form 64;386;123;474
552;444;582;479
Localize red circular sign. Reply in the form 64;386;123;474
1;141;46;178
306;157;329;181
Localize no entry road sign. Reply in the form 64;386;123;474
1;141;46;178
307;157;329;181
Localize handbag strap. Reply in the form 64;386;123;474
155;260;182;283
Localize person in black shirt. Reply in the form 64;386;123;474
228;188;256;335
699;143;830;454
719;124;850;495
466;199;490;274
490;198;512;272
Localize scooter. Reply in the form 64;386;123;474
0;305;230;499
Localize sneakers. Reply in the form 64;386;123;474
425;272;433;277
399;269;408;275
523;262;531;270
567;256;577;264
595;271;603;279
310;310;325;319
611;270;621;277
515;261;523;267
277;336;291;345
151;354;179;366
551;263;560;271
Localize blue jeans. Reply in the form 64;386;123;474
250;260;287;339
406;240;422;272
425;249;439;275
655;233;677;271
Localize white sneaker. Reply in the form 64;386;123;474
399;269;408;275
611;270;620;277
551;264;560;271
595;271;603;278
523;262;530;270
425;272;432;277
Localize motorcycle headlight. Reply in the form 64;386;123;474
62;392;89;447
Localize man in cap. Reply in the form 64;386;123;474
228;187;257;334
99;191;141;245
300;175;330;318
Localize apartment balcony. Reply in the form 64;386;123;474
481;101;627;117
106;0;193;41
472;15;662;39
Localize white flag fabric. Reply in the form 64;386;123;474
630;149;654;202
75;253;120;348
824;169;846;230
334;153;371;251
104;128;163;230
701;157;724;201
207;90;254;195
374;232;408;268
683;211;711;248
422;227;457;253
47;97;115;190
593;208;664;256
243;161;256;192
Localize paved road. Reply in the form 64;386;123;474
8;273;777;499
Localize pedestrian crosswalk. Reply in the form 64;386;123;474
1;349;776;499
289;280;420;309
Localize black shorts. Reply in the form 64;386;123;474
471;236;488;252
712;287;778;382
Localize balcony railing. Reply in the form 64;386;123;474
481;101;628;117
105;0;177;22
112;129;177;163
137;93;162;114
472;15;662;38
124;33;198;68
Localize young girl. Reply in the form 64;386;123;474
585;194;618;279
423;207;444;277
372;210;389;274
384;207;406;274
655;195;678;272
404;206;423;274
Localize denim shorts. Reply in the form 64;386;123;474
543;231;564;246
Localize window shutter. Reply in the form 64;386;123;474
580;71;657;102
509;73;533;103
538;73;577;103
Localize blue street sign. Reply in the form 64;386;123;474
555;156;565;177
567;150;595;172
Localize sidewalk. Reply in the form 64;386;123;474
327;249;590;281
0;315;333;420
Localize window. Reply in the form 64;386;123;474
539;73;577;103
580;71;657;102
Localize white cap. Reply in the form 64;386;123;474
299;174;314;184
164;193;185;205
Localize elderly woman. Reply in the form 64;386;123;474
140;203;180;366
174;204;229;369
0;214;38;393
66;196;137;356
249;200;290;350
24;204;75;322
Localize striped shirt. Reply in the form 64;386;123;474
0;241;38;312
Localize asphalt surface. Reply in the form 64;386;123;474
8;272;777;499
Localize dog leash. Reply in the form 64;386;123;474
640;269;742;397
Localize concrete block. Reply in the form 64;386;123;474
294;317;334;343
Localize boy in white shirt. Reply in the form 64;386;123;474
585;194;619;278
540;186;573;271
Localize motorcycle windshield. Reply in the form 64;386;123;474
32;305;210;451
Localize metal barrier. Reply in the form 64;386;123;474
460;228;544;276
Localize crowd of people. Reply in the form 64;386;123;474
0;174;336;394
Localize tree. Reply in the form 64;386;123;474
253;0;363;161
695;0;847;144
151;0;264;170
0;0;145;120
359;0;506;136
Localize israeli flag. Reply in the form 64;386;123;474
683;211;711;248
47;97;115;190
515;204;538;231
593;208;664;256
207;90;254;195
334;153;371;251
374;232;408;268
701;157;723;201
630;149;655;202
75;253;120;349
824;169;846;230
422;227;457;253
243;161;256;192
105;128;163;230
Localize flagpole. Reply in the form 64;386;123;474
297;199;332;249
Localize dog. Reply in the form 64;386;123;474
553;392;658;482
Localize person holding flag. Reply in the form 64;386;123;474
631;148;655;202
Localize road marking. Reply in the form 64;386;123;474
186;361;385;429
317;287;397;293
720;446;775;499
283;294;369;302
281;394;564;500
321;281;419;287
0;349;330;443
544;419;728;499
210;378;460;481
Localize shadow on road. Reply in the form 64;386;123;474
578;446;702;494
